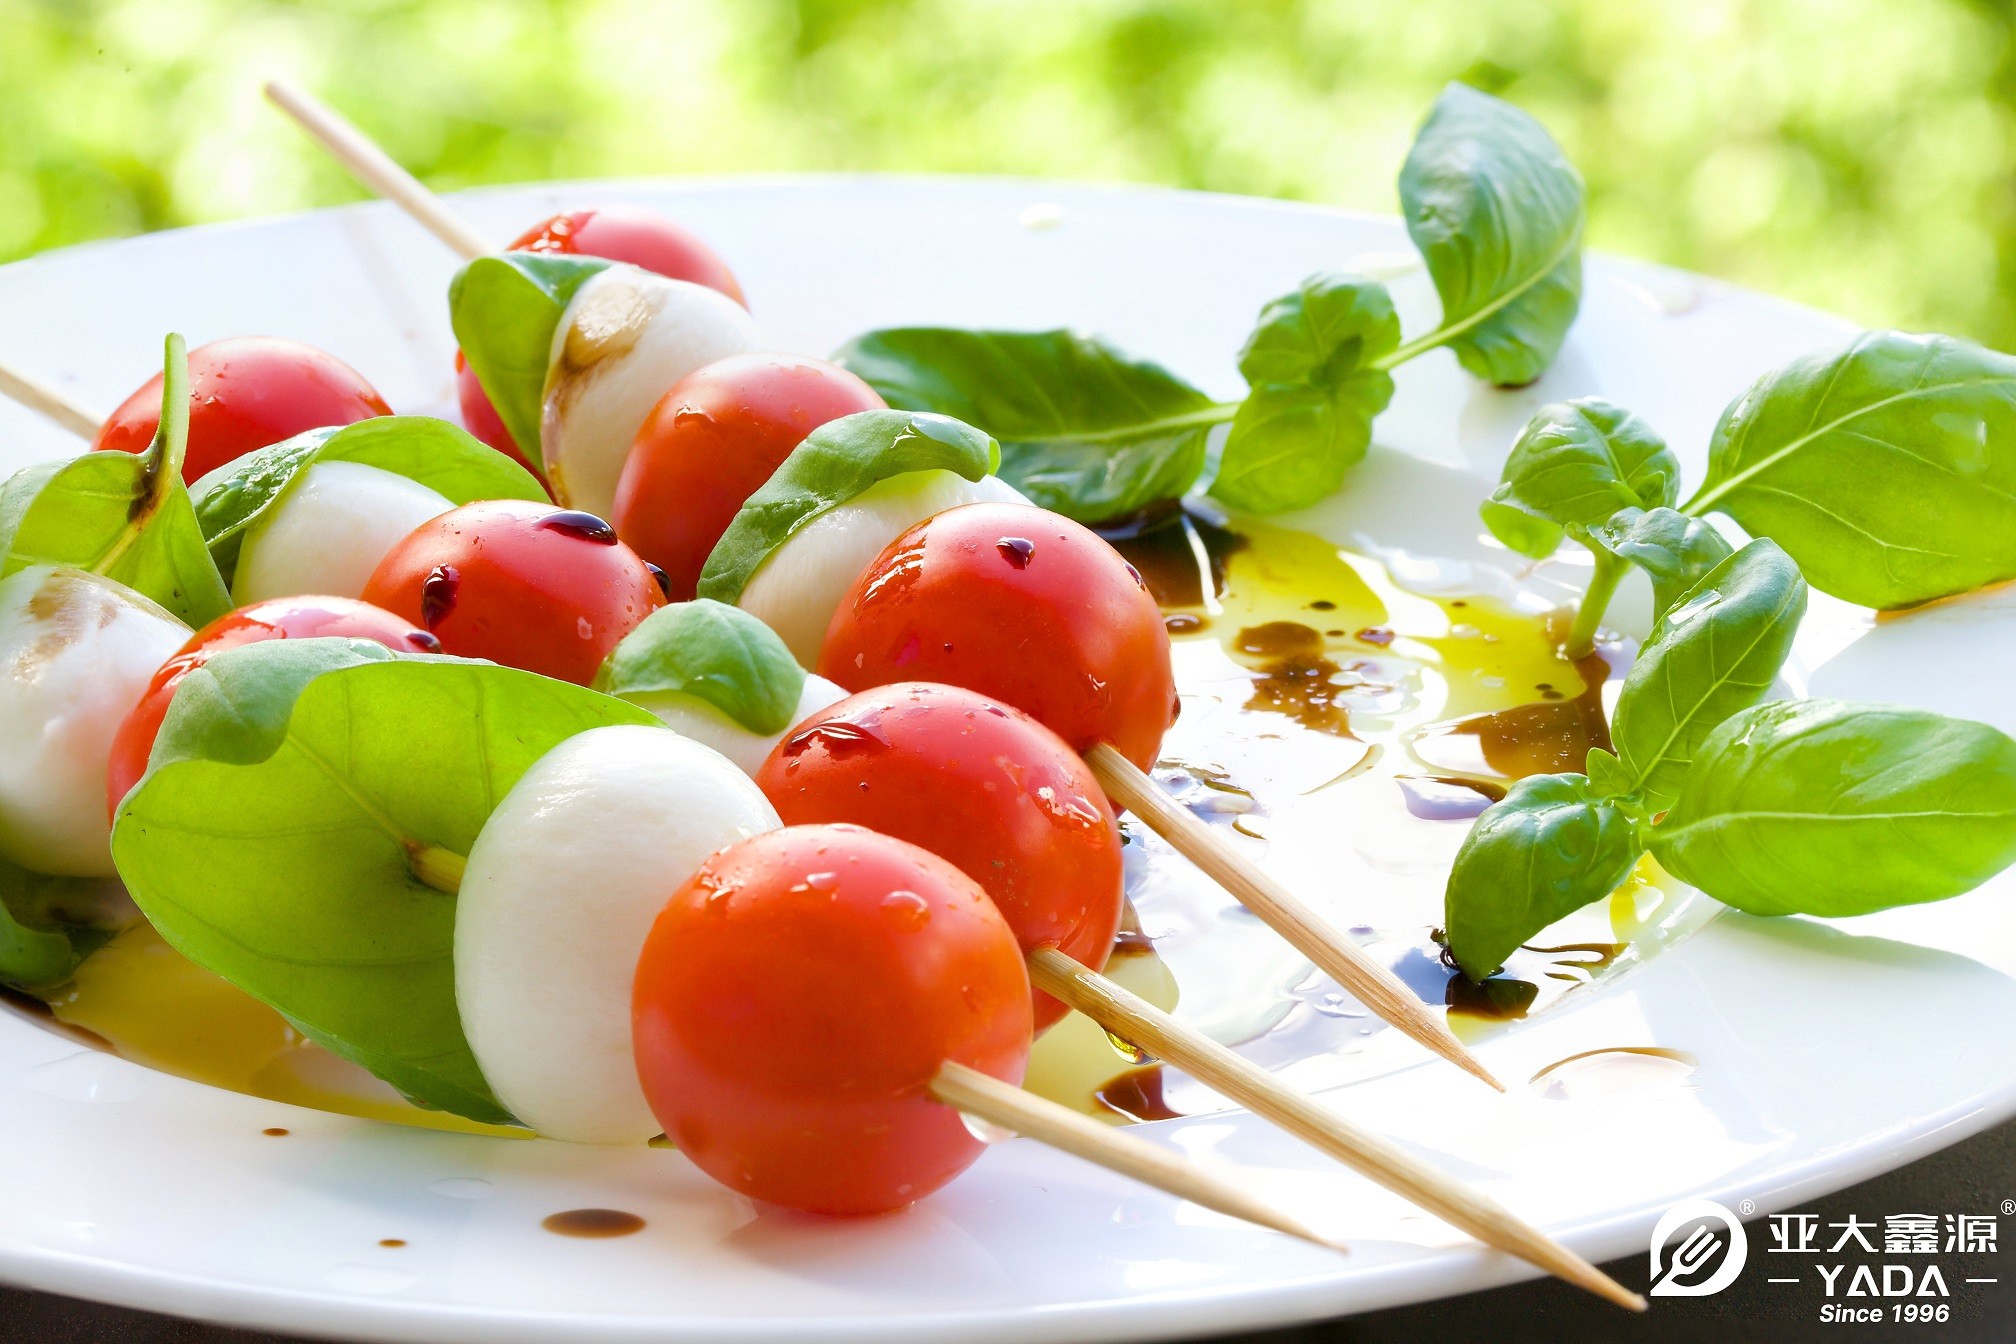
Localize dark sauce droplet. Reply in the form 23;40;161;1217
537;510;619;544
1124;561;1146;590
379;1238;407;1248
262;1127;289;1137
995;536;1036;568
543;1208;646;1238
1309;599;1336;611
420;565;460;630
646;563;673;599
403;631;443;654
1164;613;1206;635
1095;1066;1184;1122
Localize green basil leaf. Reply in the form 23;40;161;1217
832;327;1219;525
597;599;806;734
1591;506;1736;626
192;416;546;584
1610;539;1808;814
0;335;230;625
1647;699;2016;917
697;409;998;604
1481;399;1677;559
1397;83;1586;387
1686;331;2016;609
113;641;660;1123
1443;772;1643;980
0;859;129;993
450;253;611;474
1209;274;1399;513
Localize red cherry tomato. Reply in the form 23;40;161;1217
632;824;1032;1215
612;355;884;599
818;503;1178;774
94;337;391;484
510;206;745;306
106;596;434;818
361;500;666;685
757;683;1121;1032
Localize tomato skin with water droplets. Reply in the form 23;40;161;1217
757;683;1121;1031
105;595;431;818
818;502;1178;774
362;499;664;685
632;825;1032;1215
95;337;390;483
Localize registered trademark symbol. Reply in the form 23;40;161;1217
1739;1199;1755;1216
2001;1199;2014;1215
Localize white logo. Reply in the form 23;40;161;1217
1649;1199;1749;1297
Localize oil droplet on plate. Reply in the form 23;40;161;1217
1529;1047;1699;1101
542;1208;646;1238
961;1112;1018;1144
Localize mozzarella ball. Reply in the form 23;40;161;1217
739;473;1028;667
0;567;188;876
231;460;452;604
455;725;779;1143
542;267;762;520
628;672;847;778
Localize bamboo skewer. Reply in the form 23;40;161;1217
264;79;492;262
0;365;102;439
264;78;1504;1092
928;1059;1342;1254
1027;948;1645;1311
1087;744;1502;1091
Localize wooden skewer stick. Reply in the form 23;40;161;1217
1027;948;1644;1311
264;79;492;262
928;1059;1342;1254
0;364;102;439
1085;743;1503;1092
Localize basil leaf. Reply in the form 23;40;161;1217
1396;83;1585;386
0;859;129;993
1648;699;2016;917
1610;539;1807;815
1591;506;1736;626
597;599;806;734
113;641;660;1122
0;335;230;625
192;416;546;584
697;409;998;604
450;253;611;474
1443;772;1643;980
1686;331;2016;609
832;327;1220;525
1209;274;1400;513
1480;399;1677;559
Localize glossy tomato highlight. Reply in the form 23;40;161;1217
105;595;433;817
612;354;885;598
632;824;1032;1215
95;337;391;483
818;503;1178;773
757;683;1121;1031
361;500;665;685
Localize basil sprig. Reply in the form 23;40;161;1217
0;334;230;625
597;600;807;735
450;252;612;476
697;409;998;604
191;416;547;584
835;83;1585;522
113;639;658;1123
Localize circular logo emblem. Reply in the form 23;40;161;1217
1649;1199;1749;1297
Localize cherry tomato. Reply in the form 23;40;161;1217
632;824;1031;1215
361;500;666;685
94;337;391;484
105;596;433;817
611;355;885;599
818;502;1178;773
757;683;1121;1032
510;206;745;306
453;350;541;477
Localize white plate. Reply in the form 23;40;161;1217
3;178;2014;1344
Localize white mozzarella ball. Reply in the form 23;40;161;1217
738;472;1029;667
542;267;761;520
231;460;452;604
629;673;848;778
0;567;188;876
455;724;778;1143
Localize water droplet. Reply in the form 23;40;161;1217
804;871;838;892
536;510;619;544
961;1111;1018;1144
881;889;929;928
576;616;594;640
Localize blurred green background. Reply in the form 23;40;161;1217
2;0;2011;347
